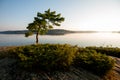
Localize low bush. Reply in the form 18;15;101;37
0;51;6;59
8;44;115;76
74;48;115;76
0;47;15;59
86;47;120;58
9;44;78;71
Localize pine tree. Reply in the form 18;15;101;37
25;9;65;44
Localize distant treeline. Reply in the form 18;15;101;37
0;29;98;35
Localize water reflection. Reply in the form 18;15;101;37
0;33;120;47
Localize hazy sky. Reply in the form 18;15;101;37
0;0;120;31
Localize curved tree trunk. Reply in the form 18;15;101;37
36;32;39;44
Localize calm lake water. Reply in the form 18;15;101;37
0;33;120;47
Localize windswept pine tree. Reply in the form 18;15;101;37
25;9;65;44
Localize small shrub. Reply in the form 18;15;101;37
0;47;15;59
8;44;115;76
0;51;6;59
86;47;120;58
74;49;115;76
9;44;78;71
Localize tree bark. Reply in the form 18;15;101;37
36;32;39;44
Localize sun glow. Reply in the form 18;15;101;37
61;0;120;31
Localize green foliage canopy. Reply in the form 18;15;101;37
25;9;64;44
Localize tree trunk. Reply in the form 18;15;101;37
36;32;39;44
